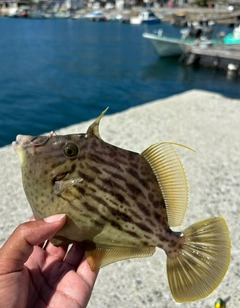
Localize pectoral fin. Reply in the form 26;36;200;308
141;142;192;227
85;244;156;271
54;178;83;199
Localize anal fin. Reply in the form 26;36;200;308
85;244;155;271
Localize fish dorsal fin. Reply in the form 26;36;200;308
85;244;155;271
141;142;190;227
87;107;109;139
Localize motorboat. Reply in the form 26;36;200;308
223;25;240;44
85;11;108;21
130;10;160;25
142;29;193;57
143;25;240;57
10;6;30;18
171;12;187;27
29;11;45;19
54;11;71;18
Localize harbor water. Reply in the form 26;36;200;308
0;17;239;147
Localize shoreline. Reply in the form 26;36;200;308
1;5;239;24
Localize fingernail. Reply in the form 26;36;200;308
44;214;66;223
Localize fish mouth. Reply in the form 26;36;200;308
12;135;34;150
12;135;26;149
12;134;53;151
12;135;34;166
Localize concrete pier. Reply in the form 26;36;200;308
1;90;239;307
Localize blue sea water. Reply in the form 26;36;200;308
0;17;239;147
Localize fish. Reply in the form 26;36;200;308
12;108;231;303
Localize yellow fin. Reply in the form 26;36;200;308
87;107;109;139
167;217;231;303
54;178;83;197
141;142;189;227
85;244;155;271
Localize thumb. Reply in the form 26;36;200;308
0;214;66;274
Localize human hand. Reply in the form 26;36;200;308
0;214;98;308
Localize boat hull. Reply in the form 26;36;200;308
142;18;160;25
143;33;190;57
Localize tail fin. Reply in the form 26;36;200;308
167;217;231;303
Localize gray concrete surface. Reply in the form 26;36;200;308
0;90;239;307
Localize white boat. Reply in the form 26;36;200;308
143;26;240;58
29;11;45;19
54;11;71;18
223;25;240;43
10;6;29;18
72;12;83;19
44;12;54;19
7;6;18;17
85;11;108;21
142;30;192;57
130;10;160;25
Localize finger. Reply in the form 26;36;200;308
44;240;68;261
77;255;99;291
30;215;35;221
75;256;99;307
29;215;46;248
0;214;66;274
64;242;85;269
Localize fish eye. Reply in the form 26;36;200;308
63;142;79;158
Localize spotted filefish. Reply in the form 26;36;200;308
13;109;231;303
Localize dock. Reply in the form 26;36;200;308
182;44;240;74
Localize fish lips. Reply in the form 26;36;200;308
12;134;54;149
12;134;47;166
12;135;34;164
12;134;55;155
12;135;32;150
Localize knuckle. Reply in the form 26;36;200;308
15;222;31;237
